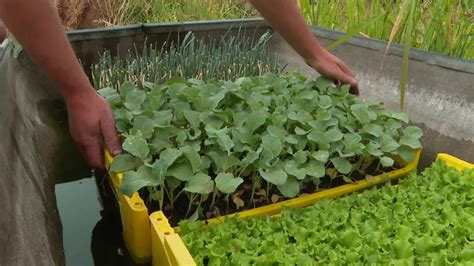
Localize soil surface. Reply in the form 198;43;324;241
141;160;396;227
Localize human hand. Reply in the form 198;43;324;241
65;87;121;172
307;49;359;95
247;0;358;94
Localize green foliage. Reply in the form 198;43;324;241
299;0;473;60
104;72;421;220
215;173;243;194
90;0;472;60
91;31;279;89
109;154;135;173
180;161;474;265
111;0;258;26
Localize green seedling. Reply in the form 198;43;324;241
181;161;474;265
103;72;422;221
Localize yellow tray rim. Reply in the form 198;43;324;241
436;153;473;171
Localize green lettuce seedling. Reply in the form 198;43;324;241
180;161;474;265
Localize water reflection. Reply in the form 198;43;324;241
56;177;141;266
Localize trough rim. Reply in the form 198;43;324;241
66;18;474;74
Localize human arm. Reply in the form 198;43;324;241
249;0;359;94
0;0;121;171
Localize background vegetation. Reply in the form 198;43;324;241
299;0;473;61
82;0;473;60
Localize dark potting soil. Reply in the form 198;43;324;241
139;160;397;227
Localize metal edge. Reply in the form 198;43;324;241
309;26;474;74
66;19;269;42
143;18;269;34
67;24;144;42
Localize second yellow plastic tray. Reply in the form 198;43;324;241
436;153;474;171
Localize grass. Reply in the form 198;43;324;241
91;0;258;27
299;0;473;61
400;0;416;111
90;0;473;60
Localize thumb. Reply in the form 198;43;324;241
100;107;122;156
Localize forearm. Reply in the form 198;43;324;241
249;0;323;64
0;0;122;169
0;0;92;100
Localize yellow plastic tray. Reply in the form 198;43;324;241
104;149;421;263
104;151;152;263
436;153;473;171
149;212;195;266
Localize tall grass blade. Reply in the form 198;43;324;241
325;12;387;51
384;0;410;56
400;0;417;112
300;0;472;60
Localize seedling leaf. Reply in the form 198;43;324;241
122;133;149;161
259;166;288;186
215;173;244;194
110;154;135;173
331;158;352;174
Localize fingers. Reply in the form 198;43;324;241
79;137;105;173
335;61;359;95
311;51;359;95
327;65;359;95
100;106;122;156
336;60;355;77
66;90;121;173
